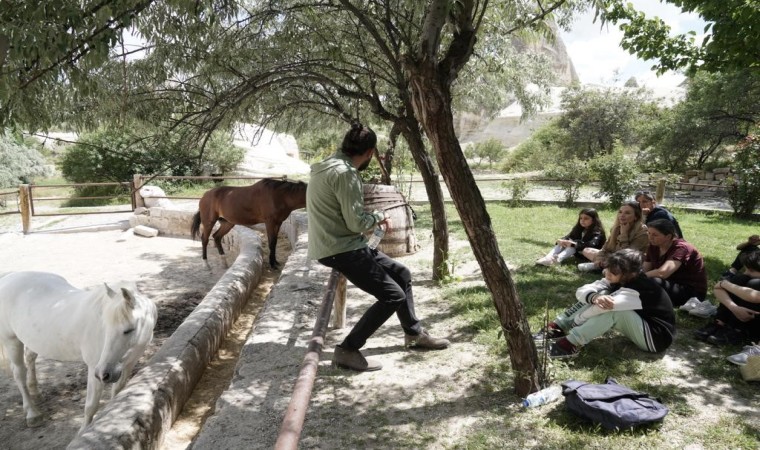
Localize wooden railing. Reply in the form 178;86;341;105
275;270;347;450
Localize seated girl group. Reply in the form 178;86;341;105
534;201;760;359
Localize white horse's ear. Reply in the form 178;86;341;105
104;283;118;298
121;288;136;309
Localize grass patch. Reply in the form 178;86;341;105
415;203;760;449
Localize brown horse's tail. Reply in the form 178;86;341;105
191;211;202;240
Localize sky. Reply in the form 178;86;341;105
559;0;708;89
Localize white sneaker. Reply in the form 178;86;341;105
689;300;718;318
577;262;598;272
536;255;556;266
727;343;760;366
679;297;702;312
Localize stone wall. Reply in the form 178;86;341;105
678;168;734;191
639;168;734;194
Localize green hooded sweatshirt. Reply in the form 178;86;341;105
306;152;383;260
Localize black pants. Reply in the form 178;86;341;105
650;277;703;307
319;247;422;350
716;278;760;343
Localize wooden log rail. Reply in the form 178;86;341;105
274;269;347;450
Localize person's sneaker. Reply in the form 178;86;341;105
333;345;382;371
706;326;744;346
535;255;556;266
679;297;702;312
405;329;450;350
548;338;579;359
727;343;760;365
689;300;718;318
693;322;720;341
532;324;566;347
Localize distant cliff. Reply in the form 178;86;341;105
511;22;579;87
455;23;577;146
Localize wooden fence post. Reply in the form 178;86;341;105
18;184;31;234
133;174;145;208
656;179;666;204
332;274;347;329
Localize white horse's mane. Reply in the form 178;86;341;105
95;282;138;327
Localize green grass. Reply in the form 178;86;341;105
415;203;760;449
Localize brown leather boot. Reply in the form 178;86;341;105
404;329;450;350
333;346;382;371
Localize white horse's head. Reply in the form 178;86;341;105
94;282;158;384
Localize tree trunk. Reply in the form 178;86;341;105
405;61;543;396
398;118;450;281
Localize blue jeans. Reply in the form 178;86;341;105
319;247;422;350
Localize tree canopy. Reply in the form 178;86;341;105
602;0;760;74
639;69;760;171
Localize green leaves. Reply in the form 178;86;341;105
601;0;760;74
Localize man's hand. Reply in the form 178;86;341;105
379;214;392;232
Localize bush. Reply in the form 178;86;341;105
501;121;566;173
59;126;240;183
0;131;51;187
296;129;343;163
503;177;530;207
468;138;506;169
544;159;591;206
727;135;760;217
202;133;246;175
588;145;641;206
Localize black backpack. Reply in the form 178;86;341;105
561;378;669;430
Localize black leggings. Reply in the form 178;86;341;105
650;277;703;307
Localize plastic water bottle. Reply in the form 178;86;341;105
367;226;385;249
521;385;563;408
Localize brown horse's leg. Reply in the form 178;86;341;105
265;221;282;269
212;220;235;256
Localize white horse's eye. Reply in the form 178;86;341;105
123;328;135;335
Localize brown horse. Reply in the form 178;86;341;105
191;179;307;268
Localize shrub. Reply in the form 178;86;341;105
0;131;51;187
727;135;760;217
59;126;240;184
588;145;641;206
503;177;530;207
202;133;246;175
468;138;506;169
544;159;591;206
501;120;566;173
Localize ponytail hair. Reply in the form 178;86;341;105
341;121;377;156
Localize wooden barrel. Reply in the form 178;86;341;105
363;183;418;257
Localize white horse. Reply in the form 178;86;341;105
0;271;158;433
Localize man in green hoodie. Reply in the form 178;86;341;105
306;122;450;372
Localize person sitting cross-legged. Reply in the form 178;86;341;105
535;208;606;266
579;201;648;273
695;250;760;346
643;219;707;308
532;249;676;359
